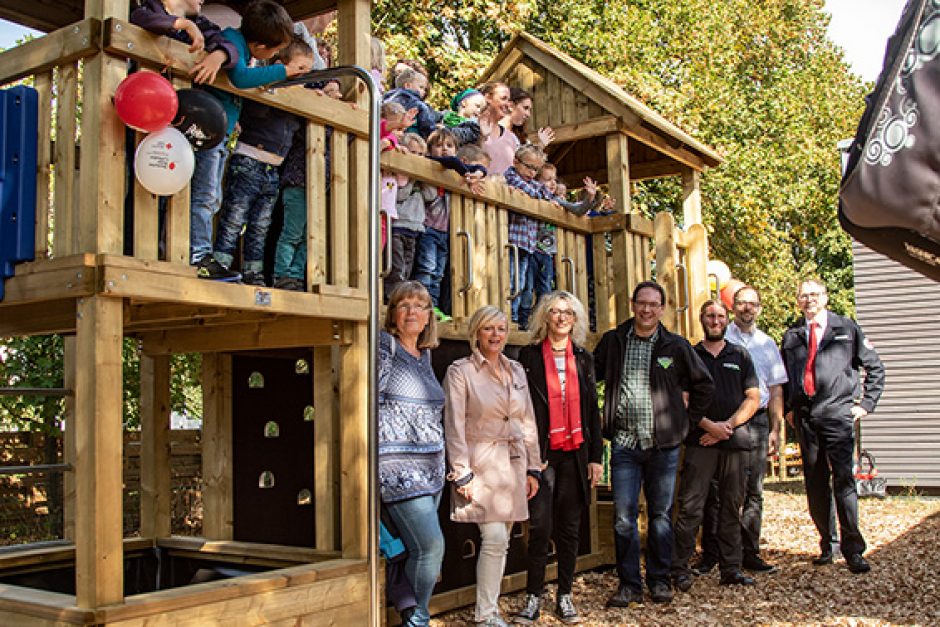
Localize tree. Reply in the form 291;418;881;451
374;0;870;337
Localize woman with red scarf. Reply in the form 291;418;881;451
513;291;603;625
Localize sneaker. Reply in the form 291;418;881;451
196;255;241;282
478;616;510;627
434;306;452;322
649;582;674;604
513;594;541;624
555;594;582;624
743;555;778;573
241;270;266;287
273;276;305;291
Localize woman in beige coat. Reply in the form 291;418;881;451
444;306;541;626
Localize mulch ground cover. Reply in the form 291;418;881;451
431;480;940;626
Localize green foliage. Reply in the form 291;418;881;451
374;0;870;338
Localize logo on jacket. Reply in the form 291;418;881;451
723;363;741;371
657;357;673;369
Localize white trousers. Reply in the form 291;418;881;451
475;521;512;622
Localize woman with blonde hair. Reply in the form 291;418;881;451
514;291;602;625
444;306;541;626
379;281;444;626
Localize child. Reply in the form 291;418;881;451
190;0;302;281
380;101;416;152
380;102;415;251
212;35;315;286
383;68;439;138
441;88;486;146
370;36;387;96
412;130;488;319
271;80;344;291
383;133;428;297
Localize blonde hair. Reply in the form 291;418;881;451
515;143;546;164
528;291;588;346
467;306;508;353
384;281;439;349
370;36;386;73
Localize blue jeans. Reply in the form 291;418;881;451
273;186;306;280
527;250;554;316
213;154;280;273
610;444;680;591
384;493;445;627
413;228;449;308
189;142;229;264
509;248;531;325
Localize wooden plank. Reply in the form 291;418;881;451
132;131;159;260
515;60;534;93
336;0;371;105
139;353;171;538
307;123;327;289
0;585;93;625
625;123;707;173
77;52;126;254
685;224;709;344
470;198;487;313
201;353;233;540
681;167;702;227
33;71;52;259
348;137;369;289
330;130;350;287
654;212;678;332
0;299;76;336
605;133;631;212
574;86;591;124
574;231;589;308
62;337;76;542
74;295;124;608
561;82;577;125
157;537;339;563
545;71;562;128
530;63;546;131
165;76;191;265
496;208;511;321
610;231;630;324
140;318;346;354
591;232;612;331
0;18;99;86
313;347;336;552
449;194;467;321
555;227;568;292
485;203;500;309
339;322;368;558
630;158;684;181
549;116;618;145
53;62;78;257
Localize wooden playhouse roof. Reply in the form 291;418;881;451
479;32;722;185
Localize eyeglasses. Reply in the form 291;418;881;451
548;308;575;319
797;292;825;301
395;303;432;313
516;159;542;172
632;300;663;309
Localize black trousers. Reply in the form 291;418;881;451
671;446;746;576
525;451;584;595
797;413;866;556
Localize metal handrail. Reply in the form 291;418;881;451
457;230;473;294
676;263;690;314
561;256;575;291
380;210;393;278
505;243;521;300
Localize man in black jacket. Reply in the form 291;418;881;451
595;281;714;606
780;277;885;574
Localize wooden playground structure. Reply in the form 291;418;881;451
0;1;722;624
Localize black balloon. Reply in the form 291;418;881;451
171;89;227;151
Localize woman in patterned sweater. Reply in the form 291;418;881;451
379;281;446;626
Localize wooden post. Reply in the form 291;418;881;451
685;224;709;344
339;322;369;558
681;168;702;227
74;295;124;608
62;336;76;541
606;132;632;325
313;346;337;551
202;352;233;540
140;353;171;538
653;212;678;332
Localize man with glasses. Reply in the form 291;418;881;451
695;285;788;576
780;277;884;574
594;281;713;606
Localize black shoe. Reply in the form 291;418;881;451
672;573;693;592
845;553;871;574
241;270;266;287
743;555;778;573
555;594;582;624
719;571;756;586
273;276;305;291
812;552;834;566
196;255;241;282
513;593;540;624
692;557;717;576
649;582;674;604
606;585;643;608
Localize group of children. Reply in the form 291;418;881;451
131;0;613;320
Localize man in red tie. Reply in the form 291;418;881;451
780;277;884;574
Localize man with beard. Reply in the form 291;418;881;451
671;300;760;591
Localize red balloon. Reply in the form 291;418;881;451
720;279;745;308
114;71;178;132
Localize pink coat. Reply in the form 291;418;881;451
444;351;540;523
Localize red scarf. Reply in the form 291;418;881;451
542;338;583;451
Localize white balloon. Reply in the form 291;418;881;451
134;127;195;196
706;259;731;289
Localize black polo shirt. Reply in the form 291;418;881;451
688;341;758;450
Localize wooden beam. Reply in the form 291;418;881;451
336;0;370;107
606;132;633;323
313;347;337;552
550;116;619;144
630;158;684;181
685;224;709;344
62;337;76;542
201;353;233;541
624;124;707;173
140;318;347;354
74;295;124;608
0;18;99;86
681;167;702;226
654;212;679;333
0;299;76;336
140;353;171;539
339;322;368;559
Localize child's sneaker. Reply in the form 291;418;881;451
196;255;241;282
241;270;267;287
434;307;452;322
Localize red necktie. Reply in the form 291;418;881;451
803;322;818;396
